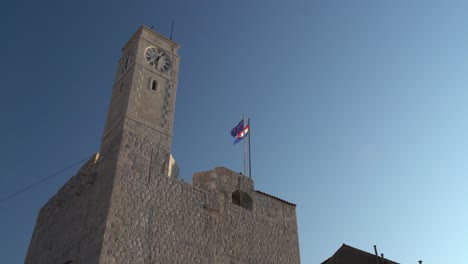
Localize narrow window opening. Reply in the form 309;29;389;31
119;82;124;93
151;80;158;91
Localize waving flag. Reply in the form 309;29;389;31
234;124;249;145
230;117;252;178
230;119;244;138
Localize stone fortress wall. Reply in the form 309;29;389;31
100;162;300;263
26;153;300;264
25;153;117;263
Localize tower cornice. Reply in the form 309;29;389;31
121;25;180;55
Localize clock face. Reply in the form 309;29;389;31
145;46;171;72
121;54;134;74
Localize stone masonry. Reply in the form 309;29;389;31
25;25;300;264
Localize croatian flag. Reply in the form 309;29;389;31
233;124;249;145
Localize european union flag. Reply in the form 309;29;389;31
230;119;244;138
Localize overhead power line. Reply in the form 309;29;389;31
0;156;90;205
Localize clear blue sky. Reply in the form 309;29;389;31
1;0;467;263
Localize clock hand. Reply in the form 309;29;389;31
159;52;164;59
154;53;161;64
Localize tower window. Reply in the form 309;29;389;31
232;190;253;211
149;79;158;92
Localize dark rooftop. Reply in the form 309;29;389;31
255;190;296;206
321;244;399;264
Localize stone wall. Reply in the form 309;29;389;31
26;141;300;264
97;120;300;264
25;152;118;264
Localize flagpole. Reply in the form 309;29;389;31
248;118;252;179
243;115;246;176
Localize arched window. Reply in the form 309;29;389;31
232;190;253;211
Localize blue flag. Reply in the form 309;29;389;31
230;119;244;138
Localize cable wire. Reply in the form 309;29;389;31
0;156;90;204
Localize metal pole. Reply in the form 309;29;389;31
248;118;251;178
373;245;380;264
170;20;174;40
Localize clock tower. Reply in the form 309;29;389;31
101;25;180;157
